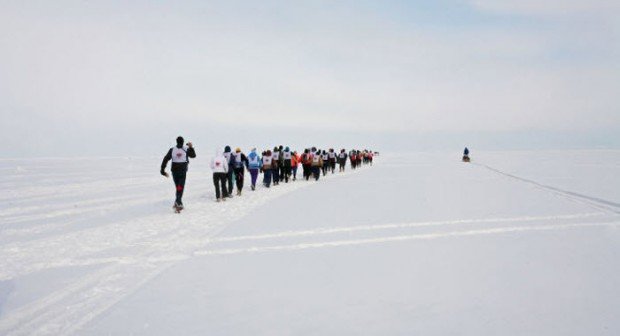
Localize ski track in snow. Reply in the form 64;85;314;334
193;221;620;256
1;157;619;335
0;168;370;336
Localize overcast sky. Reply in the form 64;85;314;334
1;0;619;156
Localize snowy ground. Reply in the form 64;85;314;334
1;150;619;335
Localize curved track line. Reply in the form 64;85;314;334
475;163;620;214
208;212;607;243
194;221;620;256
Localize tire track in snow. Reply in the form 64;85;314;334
194;221;620;256
0;168;369;336
475;163;620;214
206;212;608;243
10;212;614;275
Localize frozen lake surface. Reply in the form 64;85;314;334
1;150;619;335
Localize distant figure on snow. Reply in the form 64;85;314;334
247;148;262;191
462;147;470;162
161;136;196;212
231;148;249;196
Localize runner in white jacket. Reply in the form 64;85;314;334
211;150;229;201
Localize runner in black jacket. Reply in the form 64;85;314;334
161;136;196;211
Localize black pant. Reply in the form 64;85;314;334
283;160;292;182
172;169;187;205
312;166;321;180
273;163;280;184
225;170;234;193
213;172;228;199
234;167;245;191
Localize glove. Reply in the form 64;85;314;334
161;170;169;177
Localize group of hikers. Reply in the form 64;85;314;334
161;136;375;212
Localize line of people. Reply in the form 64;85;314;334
160;137;376;211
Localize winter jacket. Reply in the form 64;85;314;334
262;155;274;169
161;145;196;173
232;152;249;170
311;154;323;167
247;151;262;169
291;154;299;167
211;151;229;173
223;150;234;169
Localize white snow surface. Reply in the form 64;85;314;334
1;150;620;335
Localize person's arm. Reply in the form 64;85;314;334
160;148;172;176
187;143;196;158
242;154;249;169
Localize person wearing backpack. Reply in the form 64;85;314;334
311;149;323;181
321;150;329;176
231;147;249;196
338;149;347;172
282;146;293;183
271;146;280;186
247;148;262;190
301;149;312;181
327;148;337;174
262;150;274;188
350;150;357;170
223;145;235;198
160;136;196;212
356;150;363;167
291;151;300;181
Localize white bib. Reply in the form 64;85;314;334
171;147;188;163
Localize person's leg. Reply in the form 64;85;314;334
177;171;186;205
213;173;221;199
172;171;180;205
172;170;186;206
265;169;272;187
220;173;228;198
236;168;244;193
226;171;233;195
284;163;291;182
250;169;258;189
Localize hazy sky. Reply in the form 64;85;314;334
1;0;619;156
